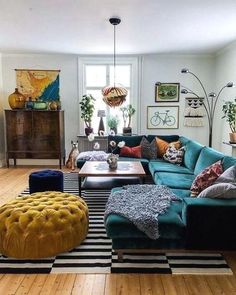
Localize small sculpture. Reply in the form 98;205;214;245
107;153;119;170
66;140;79;170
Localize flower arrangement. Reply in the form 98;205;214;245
87;133;100;150
109;140;125;154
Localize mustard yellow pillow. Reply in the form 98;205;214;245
155;138;181;157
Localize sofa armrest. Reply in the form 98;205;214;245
182;197;236;250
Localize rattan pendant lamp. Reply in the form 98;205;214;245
102;17;128;107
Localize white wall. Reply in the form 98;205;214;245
141;54;215;145
0;52;224;166
215;41;236;155
1;54;79;164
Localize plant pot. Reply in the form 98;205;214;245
110;127;117;135
85;127;93;136
229;132;236;143
123;127;132;136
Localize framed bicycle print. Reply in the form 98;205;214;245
155;83;180;102
147;106;179;129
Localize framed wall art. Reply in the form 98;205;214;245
15;69;60;101
155;82;180;102
147;106;179;129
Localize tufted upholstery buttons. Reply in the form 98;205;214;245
29;170;64;194
0;192;89;259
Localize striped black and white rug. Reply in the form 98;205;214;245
0;172;232;275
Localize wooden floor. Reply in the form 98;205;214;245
1;167;236;294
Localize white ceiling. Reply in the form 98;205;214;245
0;0;236;55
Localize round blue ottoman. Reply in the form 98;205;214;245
29;170;64;194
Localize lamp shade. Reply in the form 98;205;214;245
102;85;127;107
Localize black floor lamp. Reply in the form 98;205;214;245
181;68;234;147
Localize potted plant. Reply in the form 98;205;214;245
120;104;136;135
107;115;119;134
222;98;236;143
79;94;95;135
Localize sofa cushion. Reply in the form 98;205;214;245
179;136;203;172
107;135;144;154
222;156;236;170
154;172;195;189
149;159;193;176
120;145;142;158
194;147;224;175
163;146;185;165
105;201;185;240
140;137;157;159
171;188;191;199
190;160;223;196
156;138;181;157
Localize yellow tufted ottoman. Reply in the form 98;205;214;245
0;191;89;259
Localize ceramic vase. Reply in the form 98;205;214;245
107;153;118;170
8;88;26;109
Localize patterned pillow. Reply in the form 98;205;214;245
163;146;185;165
156;138;181;157
76;151;109;161
190;160;223;197
140;137;157;159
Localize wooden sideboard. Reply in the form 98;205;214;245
5;110;65;168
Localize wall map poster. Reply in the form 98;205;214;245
16;69;60;101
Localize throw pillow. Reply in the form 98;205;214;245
163;146;185;165
190;160;223;197
156;138;181;157
198;183;236;198
215;165;236;184
76;151;109;161
140;137;157;159
120;145;142;158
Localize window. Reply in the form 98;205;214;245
78;57;139;135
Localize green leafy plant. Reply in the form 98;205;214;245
107;115;119;129
222;99;236;133
120;104;136;128
79;94;95;128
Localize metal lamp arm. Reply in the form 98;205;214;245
189;71;211;112
211;85;227;122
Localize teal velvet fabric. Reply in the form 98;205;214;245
105;200;185;240
154;172;195;189
149;159;193;176
194;147;224;175
146;134;179;143
107;135;144;154
77;159;86;169
179;136;203;171
171;188;191;199
222;156;236;170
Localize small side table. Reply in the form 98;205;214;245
223;142;236;157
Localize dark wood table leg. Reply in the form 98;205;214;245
78;175;82;196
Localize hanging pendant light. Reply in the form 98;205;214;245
102;17;128;107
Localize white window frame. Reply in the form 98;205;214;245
78;56;140;135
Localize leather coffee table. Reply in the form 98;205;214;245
78;161;146;195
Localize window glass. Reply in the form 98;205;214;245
109;65;130;87
86;65;106;87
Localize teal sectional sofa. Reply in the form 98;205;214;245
103;135;236;255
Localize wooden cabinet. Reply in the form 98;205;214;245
77;135;108;152
5;110;65;168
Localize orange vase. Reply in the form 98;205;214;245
8;88;26;109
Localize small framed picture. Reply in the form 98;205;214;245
155;83;180;102
147;106;179;129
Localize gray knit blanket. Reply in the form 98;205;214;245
104;185;180;240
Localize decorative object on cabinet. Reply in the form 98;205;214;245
15;69;60;102
80;94;95;136
102;18;127;107
147;106;179;129
155;82;180;102
181;68;234;147
184;97;204;127
8;88;26;109
120;104;136;135
25;97;34;109
33;100;47;110
222;98;236;143
5;110;65;168
97;110;106;135
107;115;119;135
